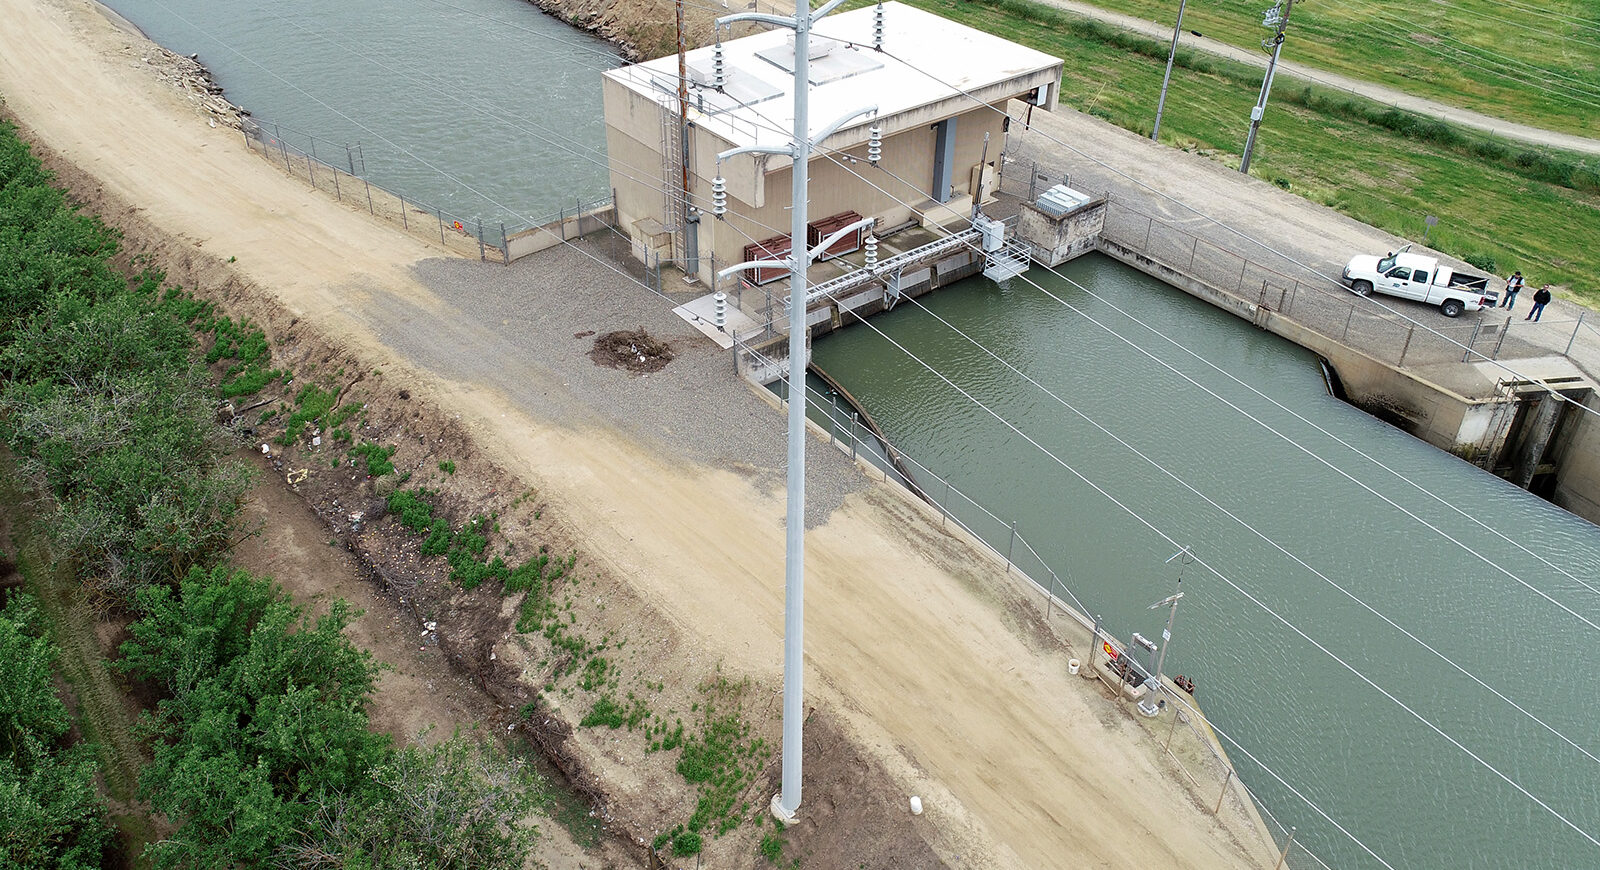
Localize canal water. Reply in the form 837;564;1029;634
92;0;1600;864
809;253;1600;869
99;0;620;226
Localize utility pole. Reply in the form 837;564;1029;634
1239;0;1294;175
1151;0;1188;142
709;0;881;826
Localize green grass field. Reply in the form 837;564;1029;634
1062;0;1600;138
891;0;1600;303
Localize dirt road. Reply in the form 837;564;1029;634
1035;0;1600;156
0;0;1278;865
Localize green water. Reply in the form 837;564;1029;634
100;0;620;226
810;253;1600;869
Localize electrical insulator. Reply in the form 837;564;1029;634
863;234;878;269
867;125;882;164
711;175;727;217
873;0;885;50
712;38;726;88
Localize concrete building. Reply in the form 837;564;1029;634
600;1;1064;287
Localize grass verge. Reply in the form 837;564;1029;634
890;0;1600;301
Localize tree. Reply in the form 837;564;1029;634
120;567;388;869
0;595;109;869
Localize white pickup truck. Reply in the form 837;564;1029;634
1342;245;1495;317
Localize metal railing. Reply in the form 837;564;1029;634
998;155;1594;375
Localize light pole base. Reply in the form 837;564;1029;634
770;793;799;827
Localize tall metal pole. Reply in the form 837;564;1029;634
1151;0;1188;142
776;1;813;824
1239;0;1294;174
711;0;872;825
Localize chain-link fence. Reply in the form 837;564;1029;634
241;117;614;263
728;337;1331;867
999;154;1590;374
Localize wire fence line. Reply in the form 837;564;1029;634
730;336;1329;868
997;155;1590;372
240;116;615;264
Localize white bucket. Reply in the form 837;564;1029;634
909;795;924;815
1067;658;1081;676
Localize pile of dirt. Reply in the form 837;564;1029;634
589;328;675;374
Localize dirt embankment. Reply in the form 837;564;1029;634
519;0;791;60
0;0;1284;867
9;104;935;869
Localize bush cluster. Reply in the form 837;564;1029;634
0;122;543;868
119;567;540;869
0;595;110;869
0;123;251;600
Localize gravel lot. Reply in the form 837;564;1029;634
385;237;872;528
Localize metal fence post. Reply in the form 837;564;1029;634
500;222;510;264
332;164;340;200
307;154;315;186
438;208;446;244
1258;280;1268;306
1187;237;1198;272
346;143;356;176
1214;768;1232;814
1398;323;1415;366
850;413;859;461
477;219;486;261
940;478;951;528
1089;614;1101;669
1462;320;1483;363
1143;217;1153;251
1006;521;1017;574
1340;304;1355;342
400;193;408;230
1236;258;1247;292
1567;310;1587;356
1273;827;1296;870
1492;315;1511;359
364;178;374;214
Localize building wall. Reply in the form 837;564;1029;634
693;105;1006;282
604;77;678;259
607;65;1015;284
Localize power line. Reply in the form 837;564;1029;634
150;0;1600;850
780;146;1600;769
690;56;1600;800
813;34;1600;420
672;47;1600;644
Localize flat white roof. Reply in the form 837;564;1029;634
603;2;1062;152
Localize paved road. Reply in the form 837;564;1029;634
1041;0;1600;157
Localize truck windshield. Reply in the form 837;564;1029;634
1377;252;1398;272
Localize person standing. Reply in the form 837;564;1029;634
1501;271;1524;309
1526;285;1552;322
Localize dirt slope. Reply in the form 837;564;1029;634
0;0;1280;866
